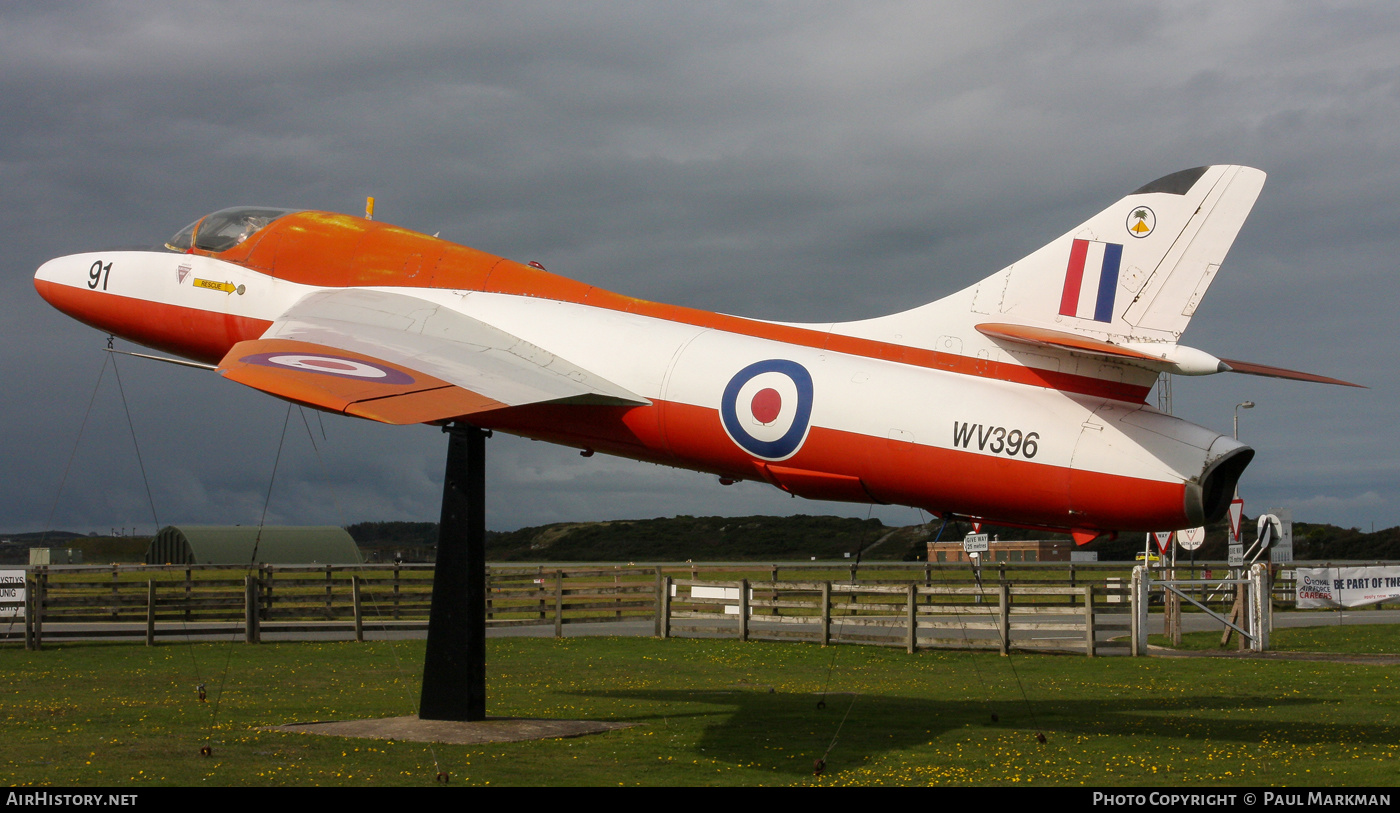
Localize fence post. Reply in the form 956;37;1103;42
1131;566;1148;656
821;582;831;646
660;576;672;639
146;580;156;647
997;583;1010;655
653;568;663;636
1083;585;1095;657
34;570;45;650
1250;564;1269;652
554;570;563;639
24;576;35;651
324;565;333;620
108;565;119;621
487;565;495;623
906;583;917;654
392;561;401;621
352;576;364;643
244;576;256;644
738;579;749;642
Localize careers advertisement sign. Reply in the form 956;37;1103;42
0;571;25;617
1296;566;1400;609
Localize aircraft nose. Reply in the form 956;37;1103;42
34;255;74;309
33;253;112;327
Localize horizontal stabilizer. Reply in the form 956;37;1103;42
978;322;1362;387
1219;358;1364;388
976;323;1162;364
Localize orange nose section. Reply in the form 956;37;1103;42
33;274;270;365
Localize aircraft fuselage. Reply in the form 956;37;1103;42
34;207;1249;538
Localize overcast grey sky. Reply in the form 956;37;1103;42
3;2;1396;535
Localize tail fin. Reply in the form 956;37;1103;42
989;164;1266;341
843;165;1358;389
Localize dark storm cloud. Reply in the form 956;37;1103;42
3;2;1398;535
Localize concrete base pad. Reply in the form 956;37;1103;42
267;715;635;745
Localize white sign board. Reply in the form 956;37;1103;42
1177;526;1206;551
0;571;25;617
676;584;753;615
962;533;989;553
1227;545;1244;567
1296;567;1400;609
1268;507;1294;563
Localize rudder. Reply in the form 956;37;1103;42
993;165;1265;342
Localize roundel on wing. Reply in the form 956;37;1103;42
719;359;814;461
240;351;415;385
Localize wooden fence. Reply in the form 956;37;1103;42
3;561;1155;656
11;563;663;648
660;577;1131;655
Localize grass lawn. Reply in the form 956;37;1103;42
1;635;1397;786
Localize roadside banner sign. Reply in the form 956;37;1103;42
963;533;989;553
0;571;25;617
1296;566;1400;608
1229;496;1245;542
1150;531;1173;553
1177;527;1206;551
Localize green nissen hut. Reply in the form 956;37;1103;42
145;526;363;565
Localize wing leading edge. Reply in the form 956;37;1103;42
217;289;650;425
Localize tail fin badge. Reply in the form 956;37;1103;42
1126;206;1155;238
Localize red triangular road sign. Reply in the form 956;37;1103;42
1152;531;1173;554
971;519;982;533
1229;497;1245;542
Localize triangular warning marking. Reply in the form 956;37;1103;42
1229;497;1245;542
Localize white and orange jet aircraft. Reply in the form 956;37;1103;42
34;165;1357;544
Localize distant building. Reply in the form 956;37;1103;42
145;526;362;565
29;548;83;565
927;538;1074;563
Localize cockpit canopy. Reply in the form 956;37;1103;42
165;206;301;253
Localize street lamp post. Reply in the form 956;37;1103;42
1234;400;1255;440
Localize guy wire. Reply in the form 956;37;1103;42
39;352;110;548
204;402;293;755
13;354;111;645
925;512;1045;742
813;504;878;773
293;407;444;777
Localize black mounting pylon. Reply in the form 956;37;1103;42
418;423;488;721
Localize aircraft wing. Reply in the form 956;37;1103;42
216;288;650;424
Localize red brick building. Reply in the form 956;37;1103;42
927;538;1074;563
